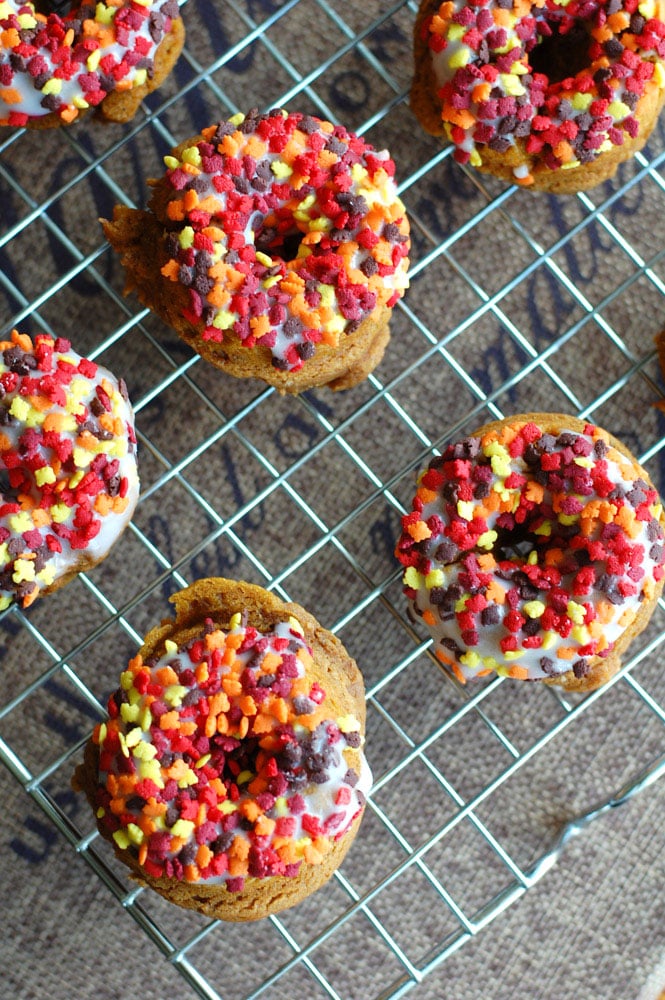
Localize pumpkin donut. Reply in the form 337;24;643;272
395;414;665;691
73;578;371;921
101;108;410;393
0;328;139;610
0;0;185;128
411;0;665;193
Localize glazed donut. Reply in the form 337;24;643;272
0;0;185;128
411;0;665;193
101;108;411;393
0;328;139;610
395;414;665;691
73;578;371;921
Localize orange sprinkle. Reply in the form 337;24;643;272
525;481;545;504
270;697;289;725
156;665;179;687
0;87;22;105
508;665;529;680
596;599;615;624
407;520;431;542
485;578;506;604
472;82;492;103
12;330;33;352
196;844;213;870
159;710;179;730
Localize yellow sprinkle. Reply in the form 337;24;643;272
426;569;445;589
255;251;273;267
112;830;130;850
212;310;237;330
10;397;30;422
541;631;556;650
49;503;71;524
288;615;304;636
169;819;195;839
120;703;140;723
503;649;525;660
37;565;57;587
41;78;63;96
449;45;471;69
139;760;164;787
12;559;35;584
126;823;144;845
337;714;361;733
9;511;33;533
181;145;202;167
124;727;143;748
132;740;157;761
478;530;497;550
178;226;195;249
567;600;586;625
608;100;630;120
164;639;178;655
460;650;480;668
228;112;245;126
457;500;474;521
572;93;593;111
571;625;590;644
271;160;293;179
523;600;545;618
164;684;188;707
447;23;466;41
120;669;135;691
195;754;211;769
500;73;526;97
404;566;424;589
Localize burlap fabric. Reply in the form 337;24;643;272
1;1;665;998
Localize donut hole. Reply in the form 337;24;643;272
32;0;72;15
255;226;305;264
529;21;592;85
493;525;540;564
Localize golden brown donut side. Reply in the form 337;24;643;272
468;413;665;691
74;578;368;921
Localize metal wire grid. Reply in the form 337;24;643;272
1;1;665;997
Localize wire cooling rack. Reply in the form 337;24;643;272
2;1;665;998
